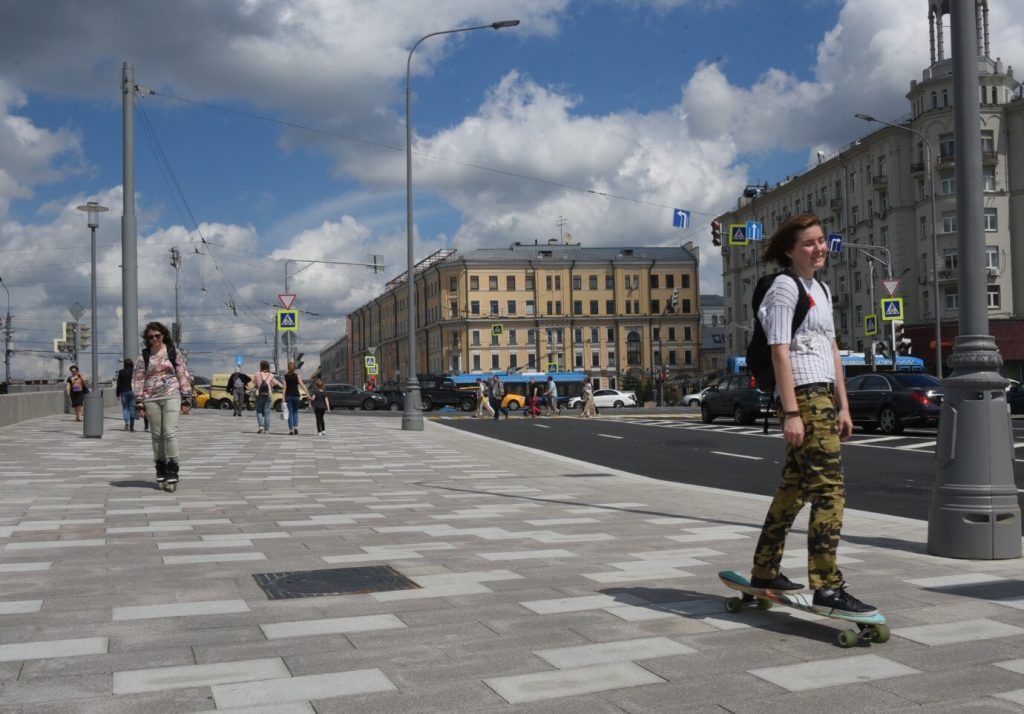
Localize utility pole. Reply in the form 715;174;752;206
0;276;11;386
122;62;139;360
169;246;182;345
928;0;1020;559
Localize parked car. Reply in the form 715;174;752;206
377;388;405;411
845;372;943;434
322;383;389;411
1008;380;1024;415
682;387;712;406
192;386;210;409
568;388;638;409
700;373;772;425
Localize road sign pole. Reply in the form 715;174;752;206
928;0;1019;559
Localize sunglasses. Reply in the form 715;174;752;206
146;333;163;341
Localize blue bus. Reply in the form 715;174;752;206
727;353;925;377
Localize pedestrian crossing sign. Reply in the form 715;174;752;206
880;298;904;322
491;324;503;336
277;309;299;331
864;314;878;336
728;224;748;246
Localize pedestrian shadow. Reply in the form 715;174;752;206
109;480;161;490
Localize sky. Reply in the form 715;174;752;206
1;0;1022;382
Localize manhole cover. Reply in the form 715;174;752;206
253;565;420;600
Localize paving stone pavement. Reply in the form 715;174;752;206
2;409;1024;712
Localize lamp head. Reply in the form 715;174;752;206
854;113;876;122
491;20;520;29
76;200;109;229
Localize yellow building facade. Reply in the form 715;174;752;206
348;242;702;391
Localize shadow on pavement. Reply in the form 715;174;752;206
109;480;161;490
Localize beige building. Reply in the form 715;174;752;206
716;0;1024;376
348;242;702;390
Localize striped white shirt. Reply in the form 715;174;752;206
757;274;836;386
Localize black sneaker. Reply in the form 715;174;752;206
749;573;805;592
813;586;877;615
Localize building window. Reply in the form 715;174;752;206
508;329;517;345
945;288;958;310
525;274;534;290
507;300;517;315
488;275;498;291
942;211;957;233
940;172;955;194
939;134;954;158
509;353;518;369
605;274;614;289
573;300;583;315
854;272;862;292
984;208;998;232
668;350;677;366
527;329;536;344
984;166;996;192
625;301;632;315
589;275;598;290
986;246;999;269
606;299;615;314
981;130;995;153
851;205;860;225
528;353;536;368
650;299;660;314
591;351;600;367
506;275;516;291
471;301;480;315
449;276;457;292
681;299;691;313
473;354;481;370
626;331;641;365
607;327;614;342
589;300;599;315
666;274;675;289
526;300;535;315
942;88;949;106
880;226;888;247
650;274;660;289
684;326;692;341
943;248;958;270
919;215;927;241
491;354;500;369
470;275;479;290
490;331;499;346
546;300;553;314
546;275;553;290
590;328;599;343
987;285;1001;309
450;300;458;318
607;350;616;367
681;275;690;289
489;300;499;315
574;328;583;343
668;327;677;341
555;300;562;314
572;275;582;290
653;327;661;341
574;351;583;368
653;349;662;366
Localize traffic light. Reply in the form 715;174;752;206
874;340;890;360
295;352;305;370
894;321;912;355
711;220;722;247
78;325;91;351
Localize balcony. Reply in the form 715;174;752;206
938;268;957;282
871;175;888;187
982;151;998;165
938;153;955;165
910;161;925;174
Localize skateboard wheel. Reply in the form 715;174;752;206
837;629;858;648
725;597;743;613
870;624;890;643
756;598;773;610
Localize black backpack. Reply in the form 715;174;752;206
142;343;178;373
746;270;825;430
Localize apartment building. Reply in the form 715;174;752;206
716;0;1024;376
347;241;701;389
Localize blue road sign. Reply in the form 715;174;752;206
827;233;843;252
728;224;748;246
880;297;905;321
672;208;691;229
746;220;763;241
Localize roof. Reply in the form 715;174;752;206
458;244;698;264
700;294;724;307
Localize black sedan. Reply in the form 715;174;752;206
845;372;942;434
322;383;389;411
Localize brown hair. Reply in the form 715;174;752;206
123;358;133;369
259;360;270;371
761;213;823;267
287;361;296;375
141;321;174;347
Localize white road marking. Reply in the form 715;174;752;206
898;441;937;450
533;424;551;429
851;435;904;444
710;451;762;461
597;433;624;440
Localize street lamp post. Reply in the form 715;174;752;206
855;113;943;377
0;276;11;387
76;201;109;438
403;19;520;431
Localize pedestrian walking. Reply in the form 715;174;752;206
65;365;88;422
253;361;279;434
284;362;307;435
580;376;597;417
545;376;561;416
132;321;191;492
308;379;331;435
227;369;251;416
526;378;542;417
115;358;136;431
745;213;874;616
490;375;509;420
475;378;495;418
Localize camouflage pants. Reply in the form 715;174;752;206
751;385;845;590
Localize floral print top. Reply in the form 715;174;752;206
131;348;191;405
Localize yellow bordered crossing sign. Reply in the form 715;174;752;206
728;224;748;246
864;314;878;336
276;309;299;331
491;324;503;336
880;298;904;322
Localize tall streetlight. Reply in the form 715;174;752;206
76;201;109;438
0;275;11;388
855;113;943;377
403;19;520;431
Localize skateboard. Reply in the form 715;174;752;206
718;570;889;648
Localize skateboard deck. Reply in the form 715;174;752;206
718;570;889;647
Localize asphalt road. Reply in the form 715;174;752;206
435;408;1024;521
